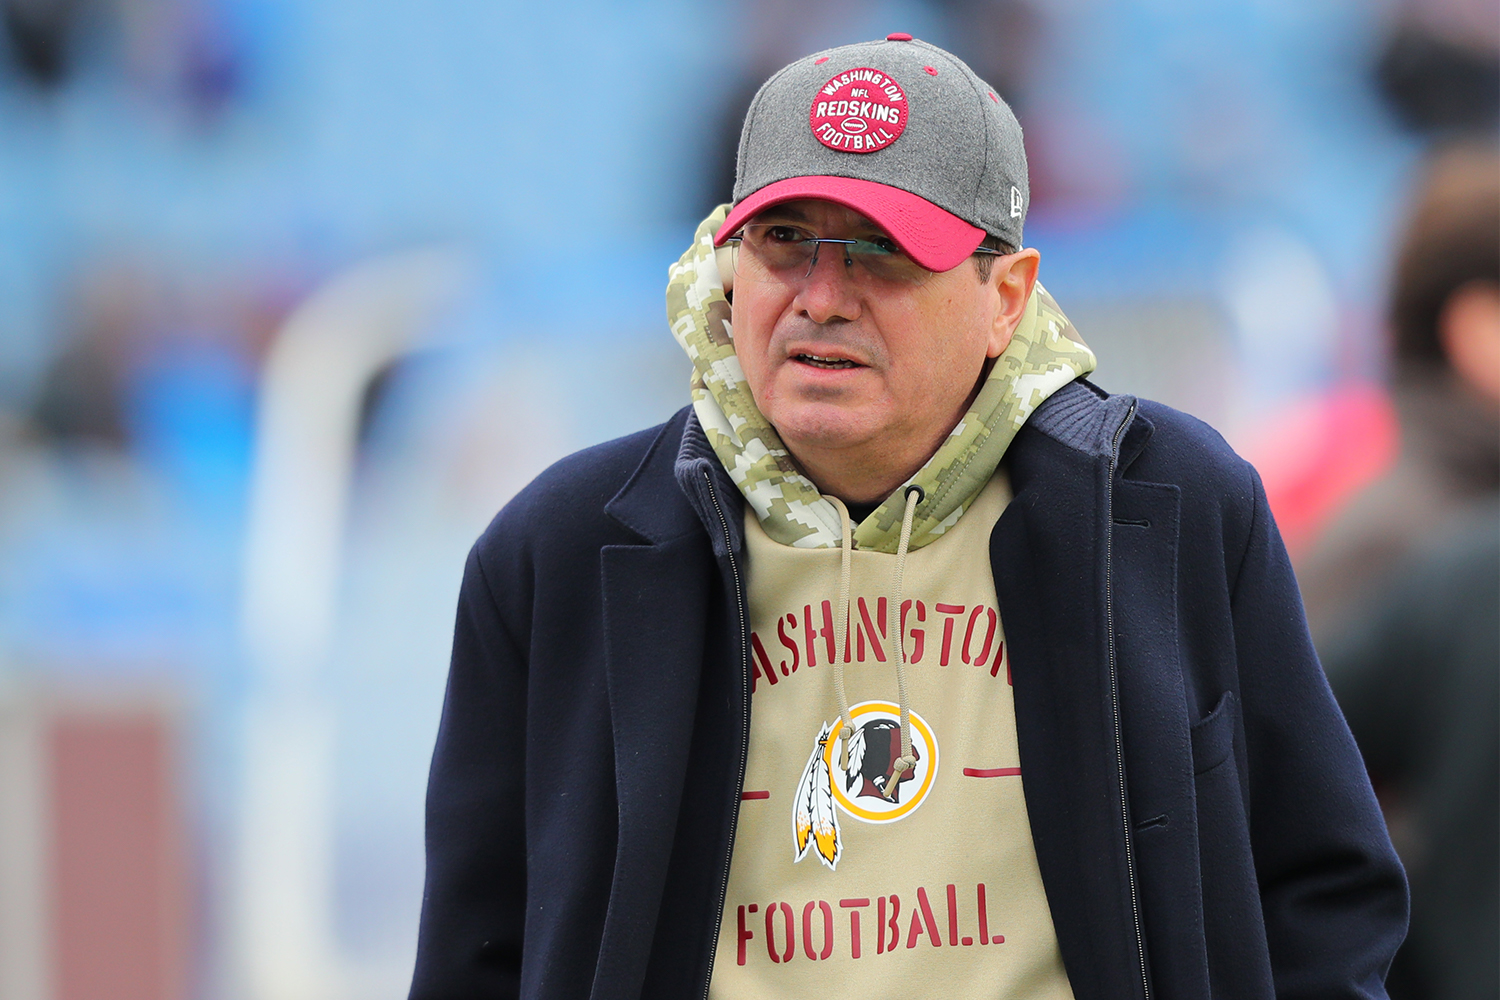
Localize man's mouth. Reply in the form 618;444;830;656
795;353;862;369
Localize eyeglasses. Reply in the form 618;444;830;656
724;223;1010;289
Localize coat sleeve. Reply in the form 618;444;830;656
1230;469;1409;999
408;543;528;1000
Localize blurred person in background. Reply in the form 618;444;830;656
1322;506;1497;1000
1297;9;1500;993
1309;141;1499;1000
1297;143;1499;649
410;35;1405;1000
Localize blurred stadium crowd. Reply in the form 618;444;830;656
0;0;1493;998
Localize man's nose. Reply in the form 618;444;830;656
792;244;863;325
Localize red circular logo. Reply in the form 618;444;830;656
809;67;908;154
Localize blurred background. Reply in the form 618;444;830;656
0;0;1493;998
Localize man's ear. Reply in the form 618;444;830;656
986;248;1040;358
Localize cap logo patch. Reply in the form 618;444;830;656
809;67;907;154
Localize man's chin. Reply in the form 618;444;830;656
766;405;881;454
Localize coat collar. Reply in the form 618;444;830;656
603;406;721;548
1022;379;1142;461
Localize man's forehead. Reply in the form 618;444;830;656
749;199;885;233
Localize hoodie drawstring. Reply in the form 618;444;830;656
884;485;923;795
826;485;925;799
827;495;858;772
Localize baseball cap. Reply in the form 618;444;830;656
714;34;1030;273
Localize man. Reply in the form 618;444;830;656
409;36;1406;1000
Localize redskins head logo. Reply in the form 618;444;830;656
792;702;938;870
809;68;908;153
845;718;922;803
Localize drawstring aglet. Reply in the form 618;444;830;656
837;724;854;771
881;755;917;800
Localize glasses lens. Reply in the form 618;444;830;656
847;239;932;286
730;225;933;287
732;225;815;282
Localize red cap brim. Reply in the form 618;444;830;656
713;176;987;273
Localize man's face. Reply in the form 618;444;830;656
728;200;1022;484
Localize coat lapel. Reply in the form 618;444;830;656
1110;478;1214;1000
992;420;1147;1000
590;415;722;999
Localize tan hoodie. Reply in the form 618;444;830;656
667;207;1096;999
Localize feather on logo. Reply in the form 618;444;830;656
793;722;843;869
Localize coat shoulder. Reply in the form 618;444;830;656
1127;398;1259;513
473;407;690;565
1120;398;1272;580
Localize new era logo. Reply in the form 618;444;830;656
1010;187;1023;219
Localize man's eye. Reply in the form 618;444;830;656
866;236;900;254
765;226;809;244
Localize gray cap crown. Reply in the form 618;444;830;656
733;37;1030;247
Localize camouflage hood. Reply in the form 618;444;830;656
667;205;1097;553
